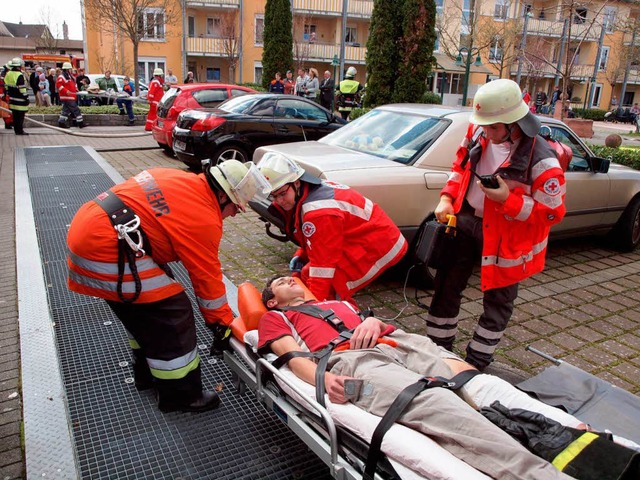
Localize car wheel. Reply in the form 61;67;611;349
210;144;249;165
158;142;174;157
609;195;640;252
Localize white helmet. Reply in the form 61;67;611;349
153;68;164;76
62;62;73;70
8;57;24;67
346;66;357;78
469;79;540;137
257;153;308;192
208;160;271;211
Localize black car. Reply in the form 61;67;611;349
172;93;346;169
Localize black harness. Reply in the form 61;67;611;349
272;303;354;407
94;190;148;303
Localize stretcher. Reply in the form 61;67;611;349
223;282;640;480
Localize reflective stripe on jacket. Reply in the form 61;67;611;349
5;70;29;110
56;73;77;101
441;132;566;291
67;168;234;326
275;181;407;301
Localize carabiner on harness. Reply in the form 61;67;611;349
114;215;146;258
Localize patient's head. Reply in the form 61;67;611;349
262;275;305;309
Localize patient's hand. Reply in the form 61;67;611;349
350;317;384;350
325;373;352;404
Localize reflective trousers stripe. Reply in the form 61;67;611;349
426;314;458;339
552;432;598;472
309;267;336;278
147;348;200;380
468;339;499;355
346;234;406;290
197;294;228;311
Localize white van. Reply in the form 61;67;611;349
86;74;149;94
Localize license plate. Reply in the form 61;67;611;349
173;139;186;151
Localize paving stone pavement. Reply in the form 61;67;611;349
1;123;640;479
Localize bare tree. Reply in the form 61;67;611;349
218;12;240;83
35;7;61;53
84;0;180;94
292;12;315;73
476;13;522;78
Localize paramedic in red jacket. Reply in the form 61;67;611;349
145;68;164;131
427;79;566;370
258;153;407;303
56;62;84;128
67;160;271;413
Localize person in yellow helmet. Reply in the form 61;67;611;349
4;57;29;135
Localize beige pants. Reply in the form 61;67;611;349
329;330;573;480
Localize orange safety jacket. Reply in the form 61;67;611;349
273;181;408;301
147;77;164;106
56;73;77;102
67;168;234;326
441;129;566;291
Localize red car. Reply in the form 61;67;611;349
152;83;257;153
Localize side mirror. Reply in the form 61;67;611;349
590;156;610;174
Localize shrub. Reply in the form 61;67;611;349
588;144;640;170
239;82;267;92
572;108;607;121
348;107;372;120
28;105;149;115
421;91;443;105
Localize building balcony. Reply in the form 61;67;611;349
292;0;373;19
186;37;233;57
298;41;366;64
524;18;601;41
510;62;595;79
184;0;239;8
624;32;635;45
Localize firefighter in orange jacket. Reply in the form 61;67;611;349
67;160;271;413
427;79;566;370
57;62;84;128
145;68;164;131
258;153;407;303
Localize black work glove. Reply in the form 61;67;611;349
208;323;231;357
480;401;574;459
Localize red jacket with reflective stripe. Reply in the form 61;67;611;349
56;73;77;101
147;78;163;105
274;181;407;301
67;168;234;326
441;132;566;291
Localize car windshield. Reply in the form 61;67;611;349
320;109;449;164
219;95;265;113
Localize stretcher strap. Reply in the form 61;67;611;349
363;369;480;480
281;304;348;332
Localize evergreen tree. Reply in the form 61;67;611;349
393;0;437;103
262;0;293;90
364;0;402;107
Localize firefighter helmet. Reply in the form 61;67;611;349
208;160;271;212
346;66;357;78
469;79;540;137
8;57;24;67
153;68;164;76
257;153;309;192
62;62;73;70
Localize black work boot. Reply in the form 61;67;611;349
58;122;69;129
4;124;12;129
132;350;154;391
156;367;221;413
119;109;126;115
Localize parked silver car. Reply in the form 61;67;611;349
253;104;640;252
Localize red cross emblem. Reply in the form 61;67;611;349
302;221;316;237
475;103;481;111
544;178;560;195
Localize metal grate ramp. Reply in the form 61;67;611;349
17;145;331;479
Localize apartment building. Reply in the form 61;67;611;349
84;0;638;109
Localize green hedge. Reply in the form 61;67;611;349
348;107;372;120
421;91;443;105
28;105;149;114
588;144;640;169
572;108;608;121
238;82;267;92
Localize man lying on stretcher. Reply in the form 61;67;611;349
258;276;640;480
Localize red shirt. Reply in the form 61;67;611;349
258;300;395;353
